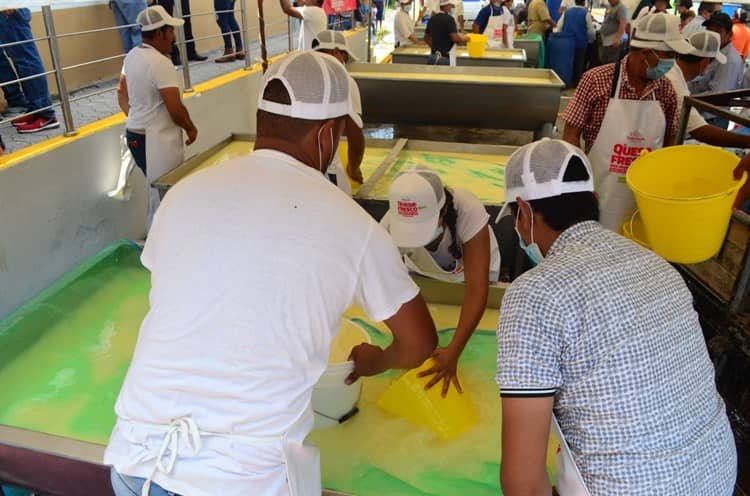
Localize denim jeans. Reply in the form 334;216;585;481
0;9;54;119
214;0;243;51
427;52;450;65
111;469;182;496
112;0;147;53
126;130;147;177
0;47;28;108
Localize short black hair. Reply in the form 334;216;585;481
575;0;585;5
678;53;707;64
141;25;171;39
510;155;599;231
698;1;718;14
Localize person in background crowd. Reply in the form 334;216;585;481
559;0;575;17
599;0;628;64
280;0;328;50
105;50;437;496
381;166;501;396
374;0;385;31
555;0;595;85
666;29;750;206
682;1;721;36
732;9;750;59
312;30;365;189
563;13;686;231
425;0;470;65
635;0;670;20
501;0;516;48
689;11;743;129
495;138;737;496
681;9;696;31
472;0;510;48
0;9;59;133
110;0;148;52
631;0;652;20
395;0;427;46
117;6;198;228
527;0;554;35
0;48;29;115
676;0;693;16
152;0;208;64
214;0;244;62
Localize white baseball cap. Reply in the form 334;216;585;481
137;5;184;31
313;30;360;62
440;0;456;6
258;51;363;128
387;166;446;248
687;30;727;64
631;13;694;54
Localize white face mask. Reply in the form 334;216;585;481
317;125;335;174
514;203;544;266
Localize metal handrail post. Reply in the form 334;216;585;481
367;2;372;62
288;16;293;52
42;5;76;136
173;0;193;92
239;0;252;69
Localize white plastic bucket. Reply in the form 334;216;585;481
312;319;371;429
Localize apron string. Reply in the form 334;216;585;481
610;60;622;100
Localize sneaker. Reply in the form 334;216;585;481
11;115;34;127
235;50;246;60
188;52;208;61
5;105;27;114
17;116;60;134
215;53;236;63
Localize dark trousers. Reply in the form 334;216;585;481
427;52;450;65
599;41;623;65
0;9;54;119
0;47;27;108
214;0;243;51
572;46;586;86
126;130;147;177
158;0;201;58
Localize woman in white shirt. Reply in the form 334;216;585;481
381;166;501;396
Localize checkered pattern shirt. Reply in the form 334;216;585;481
563;56;679;153
496;221;737;495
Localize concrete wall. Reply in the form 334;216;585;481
0;65;263;319
20;0;289;95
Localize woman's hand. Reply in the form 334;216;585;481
417;345;463;397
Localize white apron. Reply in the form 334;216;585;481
505;15;515;48
403;247;466;283
133;413;320;496
449;44;457;66
551;416;591;496
484;7;505;48
588;61;666;231
108;133;137;201
142;99;184;229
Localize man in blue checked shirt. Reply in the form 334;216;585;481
495;139;736;496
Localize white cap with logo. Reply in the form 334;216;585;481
687;30;727;64
387;166;446;248
630;13;694;54
257;51;363;128
137;5;184;31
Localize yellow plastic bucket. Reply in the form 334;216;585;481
625;145;746;264
466;34;488;58
620;213;650;249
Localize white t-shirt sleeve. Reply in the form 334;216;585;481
453;188;490;244
668;69;707;133
152;57;179;90
354;222;420;322
395;12;413;42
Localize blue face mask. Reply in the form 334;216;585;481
515;204;544;266
430;224;445;243
646;56;675;80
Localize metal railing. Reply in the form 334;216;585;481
0;3;371;140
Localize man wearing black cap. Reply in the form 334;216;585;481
689;11;743;128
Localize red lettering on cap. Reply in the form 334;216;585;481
398;200;419;218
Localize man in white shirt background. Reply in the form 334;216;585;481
280;0;328;50
105;50;437;496
117;5;198;228
395;0;428;47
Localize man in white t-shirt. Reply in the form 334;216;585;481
117;5;198;229
280;0;328;50
104;51;437;496
395;0;426;47
312;30;365;188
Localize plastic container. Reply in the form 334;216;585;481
312;319;371;429
546;32;575;87
376;358;479;440
625;145;747;263
466;33;488;58
620;212;650;248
